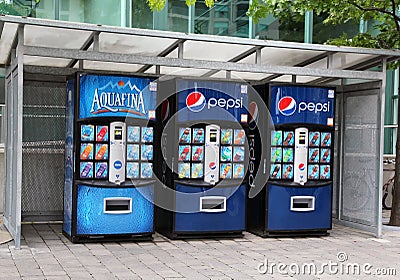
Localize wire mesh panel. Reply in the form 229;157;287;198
342;90;380;227
22;83;65;221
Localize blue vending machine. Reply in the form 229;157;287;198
63;73;157;242
155;78;248;238
247;84;334;236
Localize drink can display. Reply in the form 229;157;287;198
178;163;190;178
80;143;93;160
95;162;108;178
309;148;319;163
221;129;233;145
179;128;191;143
271;147;282;163
127;126;140;143
141;144;153;161
282;148;293;163
233;146;245;162
282;131;294;146
142;127;154;143
179;145;191;161
191;146;204;161
308;164;319;179
309;131;320;146
127;144;139;161
282;164;293;179
192;128;205;144
220;163;232;179
127;162;139;179
81;125;94;141
95;144;108;160
191;163;203;178
233;164;244;179
234;129;245;145
271;130;282;146
270;164;281;179
80;162;93;178
141;163;153;178
96;125;108;142
221;146;232;162
320;148;331;163
321;132;332;147
320;165;331;179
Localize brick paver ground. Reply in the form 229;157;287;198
0;223;400;279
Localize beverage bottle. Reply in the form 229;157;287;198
96;163;107;178
194;129;203;143
192;147;203;161
234;165;243;178
180;128;190;142
222;130;231;143
128;145;139;160
273;132;281;145
192;164;203;178
129;127;139;142
322;133;331;146
310;133;319;145
81;145;92;160
234;130;245;144
283;165;292;179
234;147;244;161
271;165;280;178
322;150;330;162
95;144;107;160
128;164;138;178
310;166;318;179
321;166;330;179
179;147;190;161
310;150;319;161
142;146;153;160
221;148;231;161
271;149;281;162
283;132;293;146
81;163;92;178
96;127;108;141
283;149;292;162
142;165;152;178
143;128;153;142
222;165;231;178
179;164;189;178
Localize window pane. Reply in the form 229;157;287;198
313;13;359;44
132;0;153;29
255;15;304;42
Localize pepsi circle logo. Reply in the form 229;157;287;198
298;163;305;171
114;160;123;170
186;91;206;112
209;162;216;170
278;96;297;116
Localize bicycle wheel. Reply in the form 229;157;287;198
383;181;394;210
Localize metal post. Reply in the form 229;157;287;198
338;86;345;222
188;4;195;33
304;11;313;44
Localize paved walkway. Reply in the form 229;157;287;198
0;223;400;279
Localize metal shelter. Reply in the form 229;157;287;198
0;15;399;248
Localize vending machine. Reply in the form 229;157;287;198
63;73;157;242
247;84;334;236
155;78;248;238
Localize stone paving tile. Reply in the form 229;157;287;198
1;224;400;279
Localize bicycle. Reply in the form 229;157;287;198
382;175;394;210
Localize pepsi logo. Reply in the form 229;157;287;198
298;163;305;172
186;91;206;112
278;96;297;116
209;162;216;170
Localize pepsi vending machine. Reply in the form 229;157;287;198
155;78;248;238
247;84;334;236
63;73;157;242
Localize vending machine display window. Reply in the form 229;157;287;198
307;131;332;181
220;128;245;179
270;130;294;180
126;125;154;179
177;127;205;179
79;124;110;179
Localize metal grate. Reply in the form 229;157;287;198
21;84;65;220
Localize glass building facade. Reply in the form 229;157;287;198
0;0;398;154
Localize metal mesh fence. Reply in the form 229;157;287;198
22;84;65;220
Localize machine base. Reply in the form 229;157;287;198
248;229;330;238
63;231;153;243
158;230;244;240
